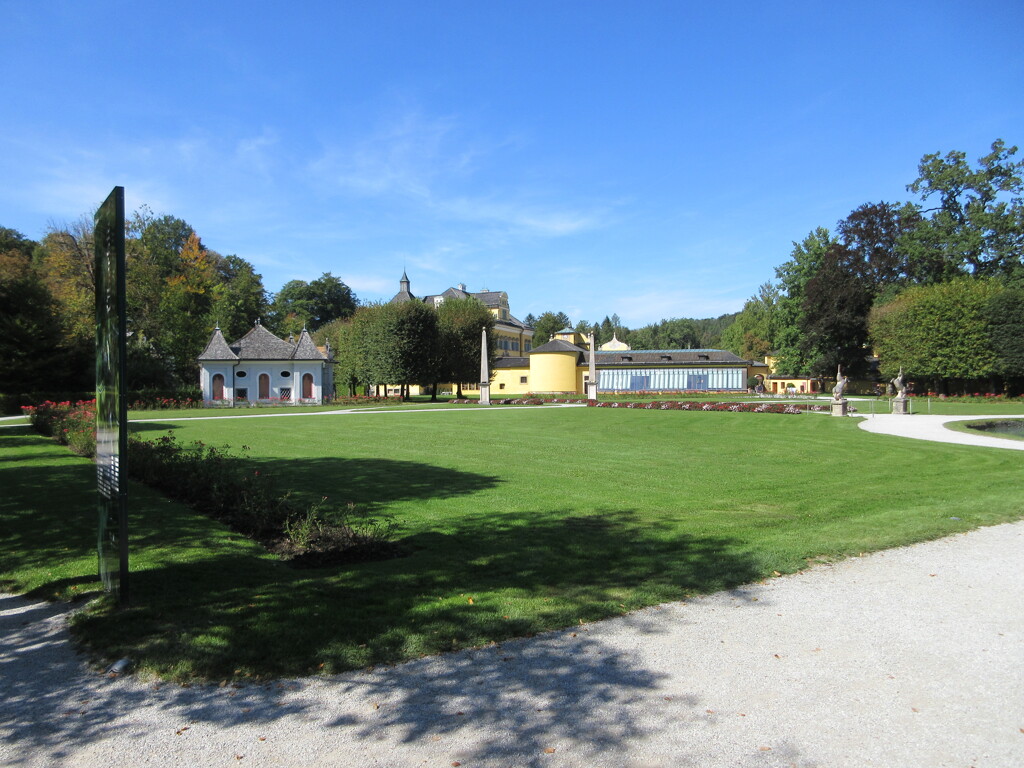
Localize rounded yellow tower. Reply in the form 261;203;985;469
529;339;584;393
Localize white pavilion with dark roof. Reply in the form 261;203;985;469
197;321;334;405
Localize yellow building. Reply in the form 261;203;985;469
492;328;768;396
387;274;768;397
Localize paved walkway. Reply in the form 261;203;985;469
857;412;1024;450
2;410;1022;767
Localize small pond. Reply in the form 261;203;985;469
964;419;1024;438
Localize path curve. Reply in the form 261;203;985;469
856;413;1024;450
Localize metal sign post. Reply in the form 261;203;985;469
94;186;129;605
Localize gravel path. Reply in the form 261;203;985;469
3;522;1022;768
3;412;1023;767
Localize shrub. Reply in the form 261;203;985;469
127;433;398;555
21;400;398;557
22;399;98;456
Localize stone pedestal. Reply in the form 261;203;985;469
891;397;909;415
479;383;490;406
831;398;849;417
585;381;598;401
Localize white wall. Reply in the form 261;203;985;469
201;363;326;404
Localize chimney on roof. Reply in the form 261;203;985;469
457;282;467;291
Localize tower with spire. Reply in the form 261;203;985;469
390;270;416;303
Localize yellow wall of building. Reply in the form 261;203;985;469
491;366;531;395
530;351;580;392
767;377;820;394
493;327;528;356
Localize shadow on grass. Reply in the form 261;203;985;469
125;426;504;511
247;455;502;510
0;430;52;453
1;430;758;766
70;509;760;679
25;511;755;766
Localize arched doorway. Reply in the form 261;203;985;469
258;373;270;400
302;373;314;399
212;373;225;400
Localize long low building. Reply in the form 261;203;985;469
490;328;766;396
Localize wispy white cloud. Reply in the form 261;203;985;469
306;111;610;239
436;196;604;237
307;112;462;199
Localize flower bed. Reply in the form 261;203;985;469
328;395;403;407
589;399;801;414
444;397;801;414
449;397;590;405
22;399;98;456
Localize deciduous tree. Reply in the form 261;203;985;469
157;232;218;385
869;278;1002;393
0;248;67;393
211;254;269;341
905;139;1024;282
771;228;836;375
531;311;572;346
270;273;357;335
436;297;496;399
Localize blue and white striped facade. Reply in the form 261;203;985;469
597;365;745;392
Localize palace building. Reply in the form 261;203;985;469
390;271;535;358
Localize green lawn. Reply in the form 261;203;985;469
2;406;1023;681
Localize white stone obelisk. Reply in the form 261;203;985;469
479;326;491;405
586;332;599;400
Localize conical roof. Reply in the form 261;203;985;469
197;326;239;361
292;328;326;360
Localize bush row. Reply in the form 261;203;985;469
21;400;395;556
4;388;204;415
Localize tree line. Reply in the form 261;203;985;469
1;207;357;397
5;138;1020;401
718;139;1024;394
315;297;496;400
524;311;739;351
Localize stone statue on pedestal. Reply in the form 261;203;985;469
890;366;909;414
832;365;849;401
891;368;906;399
831;365;849;416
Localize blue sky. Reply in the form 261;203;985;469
2;1;1022;327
